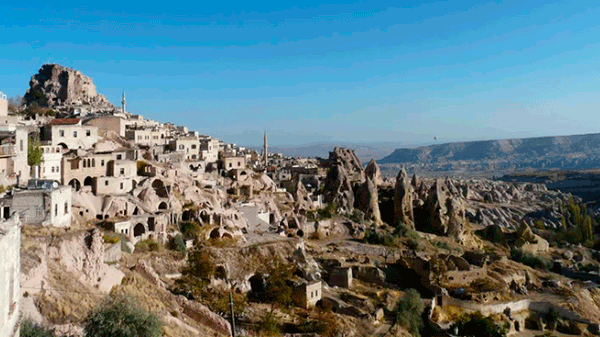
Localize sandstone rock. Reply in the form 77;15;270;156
323;163;354;213
24;64;113;111
330;147;364;182
365;159;383;185
293;180;313;211
356;177;382;224
394;168;414;226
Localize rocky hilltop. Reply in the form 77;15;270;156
24;63;113;110
380;133;600;174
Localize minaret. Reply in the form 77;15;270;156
121;90;127;114
263;131;268;167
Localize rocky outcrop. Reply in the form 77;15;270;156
393;168;414;227
293;180;313;211
356;177;382;224
365;159;383;186
323;164;354;213
330;147;364;182
24;64;113;110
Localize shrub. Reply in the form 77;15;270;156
256;312;280;336
395;288;425;337
469;278;499;293
84;295;163;337
168;234;186;253
364;229;399;247
102;235;120;244
21;319;57;337
452;312;507;337
180;221;201;240
510;249;552;270
349;209;365;223
134;238;160;253
183;250;215;280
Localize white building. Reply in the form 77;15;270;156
41;118;98;151
40;144;63;181
0;214;21;337
11;179;72;227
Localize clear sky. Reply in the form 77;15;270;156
1;0;600;147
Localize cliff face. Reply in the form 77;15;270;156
380;133;600;172
24;64;113;110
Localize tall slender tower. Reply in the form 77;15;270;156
121;90;127;114
263;131;268;167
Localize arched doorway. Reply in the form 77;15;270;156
134;223;145;237
210;228;220;239
83;176;93;186
158;202;168;210
152;179;168;198
58;143;69;153
68;179;81;191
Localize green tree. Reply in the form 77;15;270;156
183;250;215;280
27;134;44;167
84;295;163;337
395;288;425;337
453;312;507;337
263;258;295;309
21;319;57;337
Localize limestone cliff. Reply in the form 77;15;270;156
24;64;114;110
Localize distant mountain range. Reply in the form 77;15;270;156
379;132;600;173
248;141;428;164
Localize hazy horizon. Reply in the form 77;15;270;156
3;1;600;147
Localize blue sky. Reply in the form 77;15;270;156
1;0;600;147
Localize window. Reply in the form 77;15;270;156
191;144;197;149
120;182;124;189
64;202;68;214
55;204;58;217
86;130;91;137
59;130;65;137
120;168;125;175
179;145;184;150
237;162;241;166
56;166;59;172
92;159;95;167
83;160;87;168
51;167;55;173
229;163;232;168
101;160;105;166
19;140;23;152
138;136;142;140
73;131;77;137
116;154;122;160
105;181;109;186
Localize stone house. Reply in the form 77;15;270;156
125;127;168;147
40;144;63;181
41;118;98;151
62;153;113;190
0;125;30;186
200;138;219;163
0;214;21;337
85;115;127;137
9;179;72;227
222;156;246;171
294;280;322;308
169;136;200;160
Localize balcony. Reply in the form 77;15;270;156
0;144;15;157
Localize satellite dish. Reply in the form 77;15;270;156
52;182;59;189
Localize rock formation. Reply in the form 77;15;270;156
24;64;113;110
393;168;414;227
323;164;354;213
330;147;364;182
356;177;382;224
364;159;383;186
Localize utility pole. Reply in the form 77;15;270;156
229;290;236;337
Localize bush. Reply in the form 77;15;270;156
469;278;499;293
510;249;552;270
180;221;201;240
183;250;215;280
349;209;365;223
84;295;163;337
168;234;186;253
452;312;507;337
364;229;399;247
256;312;280;336
134;238;160;253
102;235;120;244
21;319;57;337
395;288;425;337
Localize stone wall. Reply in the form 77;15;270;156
0;215;21;337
